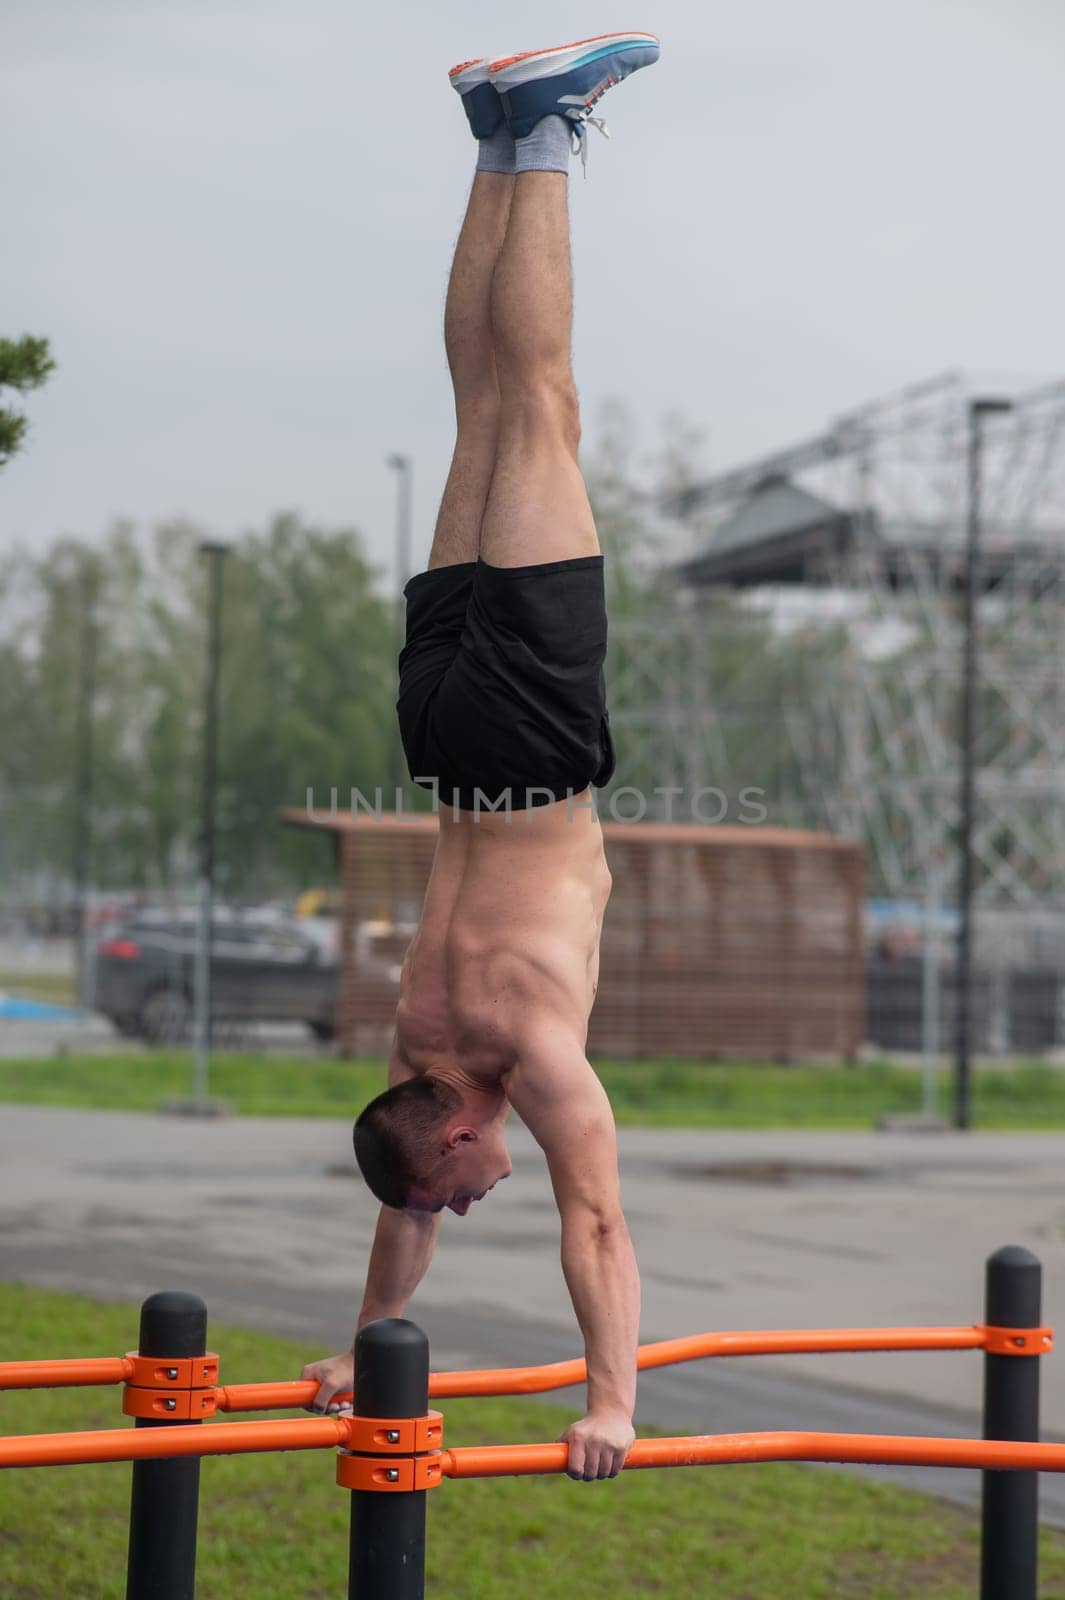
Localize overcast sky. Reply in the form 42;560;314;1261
4;0;1062;582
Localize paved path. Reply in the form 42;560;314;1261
2;1106;1064;1521
0;1015;324;1058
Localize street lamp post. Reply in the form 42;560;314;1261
954;398;1012;1130
387;454;413;810
72;562;98;1008
192;541;228;1109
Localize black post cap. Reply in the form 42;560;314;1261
137;1293;208;1359
986;1246;1042;1328
355;1319;429;1419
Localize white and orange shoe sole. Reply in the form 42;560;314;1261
488;32;660;87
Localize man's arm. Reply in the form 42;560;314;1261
302;1204;442;1413
302;1048;443;1412
360;1046;442;1327
358;1204;443;1329
506;1025;641;1480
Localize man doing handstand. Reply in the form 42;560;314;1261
303;31;660;1482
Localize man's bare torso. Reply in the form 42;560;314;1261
394;796;611;1087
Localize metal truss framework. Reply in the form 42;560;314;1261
614;372;1065;910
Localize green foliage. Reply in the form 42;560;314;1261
0;398;937;898
0;334;56;469
2;513;394;896
5;1282;1065;1598
0;336;54;391
6;403;725;900
221;513;394;886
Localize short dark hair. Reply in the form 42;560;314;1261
353;1078;462;1209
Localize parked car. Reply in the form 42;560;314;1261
93;911;338;1043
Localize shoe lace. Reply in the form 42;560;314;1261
570;114;611;176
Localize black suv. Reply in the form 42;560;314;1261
93;912;338;1043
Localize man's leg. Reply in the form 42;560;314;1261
428;171;515;569
479;170;599;567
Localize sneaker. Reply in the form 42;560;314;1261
489;31;660;147
448;57;504;141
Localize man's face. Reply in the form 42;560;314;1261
407;1142;512;1216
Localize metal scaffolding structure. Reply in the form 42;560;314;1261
613;371;1065;915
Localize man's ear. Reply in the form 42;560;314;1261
446;1126;478;1148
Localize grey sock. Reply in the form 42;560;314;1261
476;124;515;174
514;114;572;175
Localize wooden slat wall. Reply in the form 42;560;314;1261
333;822;864;1061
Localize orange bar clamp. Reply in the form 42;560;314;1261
333;1410;445;1493
120;1350;221;1421
0;1352;219;1393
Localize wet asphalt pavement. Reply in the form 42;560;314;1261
2;1105;1065;1521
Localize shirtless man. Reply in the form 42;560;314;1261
303;32;660;1482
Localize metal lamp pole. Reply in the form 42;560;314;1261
387;454;413;811
192;541;228;1108
953;398;1012;1130
72;562;98;1008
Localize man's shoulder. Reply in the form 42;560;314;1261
504;1037;617;1167
394;992;454;1063
503;1017;598;1094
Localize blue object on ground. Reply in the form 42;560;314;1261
0;994;83;1021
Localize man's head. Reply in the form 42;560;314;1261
353;1076;512;1215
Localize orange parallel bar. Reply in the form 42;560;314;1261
442;1431;1065;1480
0;1358;132;1392
215;1326;988;1412
428;1327;988;1399
215;1383;313;1413
6;1419;1065;1475
0;1414;350;1470
0;1326;1006;1406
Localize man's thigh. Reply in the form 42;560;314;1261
479;438;600;567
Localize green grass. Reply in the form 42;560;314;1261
602;1057;1065;1129
2;1282;1064;1599
1;1052;1065;1129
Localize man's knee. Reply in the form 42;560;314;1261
555;379;581;451
500;374;581;453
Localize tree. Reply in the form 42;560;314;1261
219;512;395;889
1;513;395;901
0;336;56;469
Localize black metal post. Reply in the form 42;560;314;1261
954;396;1012;1129
193;541;227;1103
348;1319;429;1600
981;1245;1041;1600
126;1291;207;1600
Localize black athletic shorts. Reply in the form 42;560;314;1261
397;555;616;811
